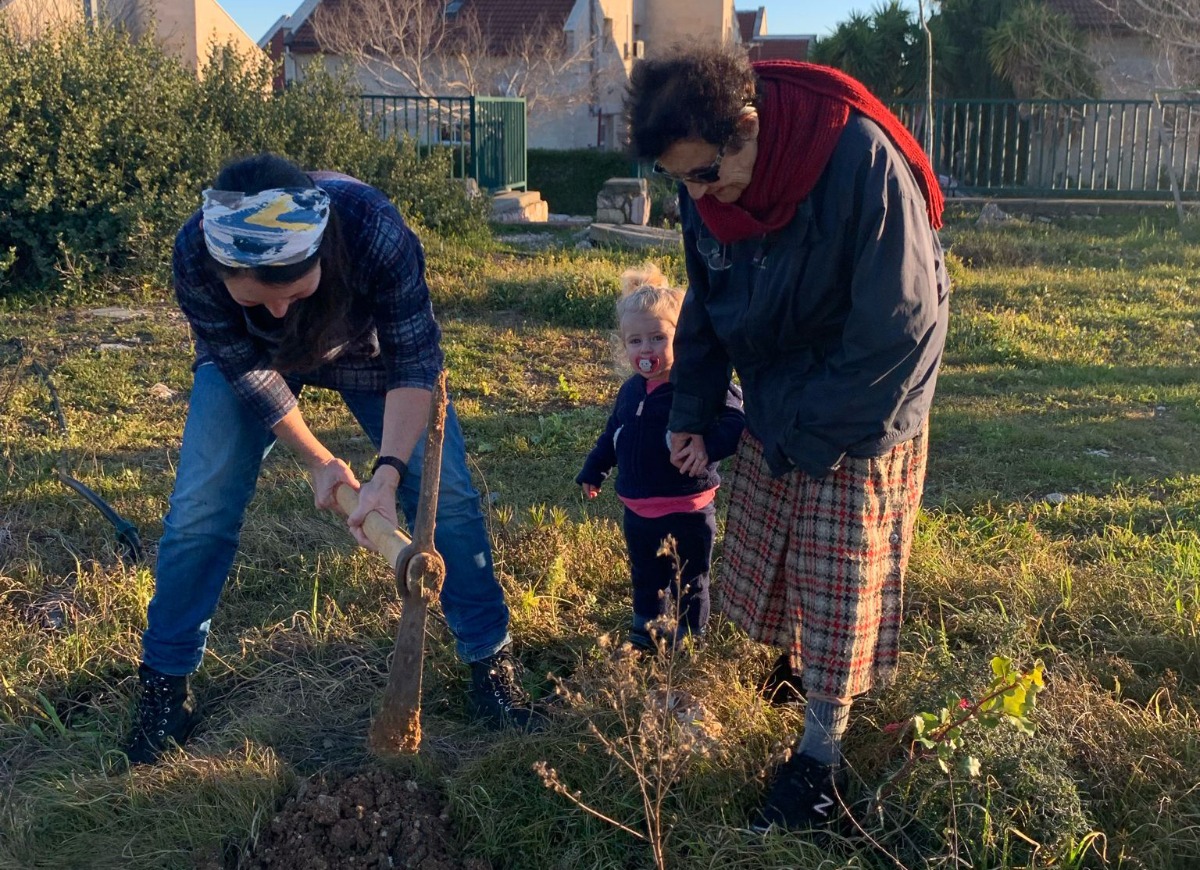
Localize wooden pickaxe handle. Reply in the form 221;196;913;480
331;373;448;755
333;484;412;569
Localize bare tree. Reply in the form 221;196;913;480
916;0;933;156
1094;0;1200;86
311;0;594;112
1;0;87;40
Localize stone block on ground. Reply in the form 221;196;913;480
976;202;1012;226
491;190;548;223
596;177;650;226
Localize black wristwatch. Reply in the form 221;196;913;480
370;455;408;484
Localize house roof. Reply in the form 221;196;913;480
736;8;765;43
260;0;322;47
280;0;575;55
747;36;810;63
1042;0;1144;31
468;0;576;50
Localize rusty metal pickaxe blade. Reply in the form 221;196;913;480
334;371;448;754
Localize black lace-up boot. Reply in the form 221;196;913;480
468;645;547;732
122;664;198;766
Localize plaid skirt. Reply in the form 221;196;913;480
720;427;928;701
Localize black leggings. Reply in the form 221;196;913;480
622;504;715;647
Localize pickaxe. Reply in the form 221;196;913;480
334;371;447;754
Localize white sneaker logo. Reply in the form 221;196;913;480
813;793;834;817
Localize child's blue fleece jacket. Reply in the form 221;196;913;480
577;376;745;499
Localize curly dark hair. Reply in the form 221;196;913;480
625;43;758;160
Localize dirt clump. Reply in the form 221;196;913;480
246;767;490;870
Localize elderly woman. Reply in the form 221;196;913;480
626;47;949;831
122;153;541;765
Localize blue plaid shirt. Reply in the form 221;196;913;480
173;174;444;429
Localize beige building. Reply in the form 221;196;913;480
0;0;84;36
1044;0;1176;99
264;0;804;150
1;0;262;71
109;0;262;71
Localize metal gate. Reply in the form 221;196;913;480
359;94;527;194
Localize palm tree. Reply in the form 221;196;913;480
809;2;925;99
986;0;1100;99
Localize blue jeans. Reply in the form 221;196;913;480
142;362;511;675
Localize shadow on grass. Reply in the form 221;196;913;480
930;360;1200;508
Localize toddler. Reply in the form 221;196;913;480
576;264;744;649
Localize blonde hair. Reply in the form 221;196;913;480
615;263;685;330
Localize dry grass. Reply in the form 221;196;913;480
2;212;1200;868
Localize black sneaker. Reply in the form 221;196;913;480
758;653;805;706
751;750;848;833
468;645;547;732
122;664;199;766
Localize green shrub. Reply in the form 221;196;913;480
0;21;485;300
527;148;678;224
0;24;202;295
527;149;631;216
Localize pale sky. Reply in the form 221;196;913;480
217;0;919;45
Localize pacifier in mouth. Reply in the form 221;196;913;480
638;357;660;374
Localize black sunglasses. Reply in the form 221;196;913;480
652;143;726;184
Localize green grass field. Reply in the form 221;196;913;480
2;207;1199;869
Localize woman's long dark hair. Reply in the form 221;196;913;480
207;153;356;373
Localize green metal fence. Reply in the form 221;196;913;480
888;98;1200;199
472;97;528;194
359;94;527;193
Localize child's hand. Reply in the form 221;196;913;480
582;483;600;500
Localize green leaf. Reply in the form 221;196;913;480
991;655;1014;681
1000;686;1028;717
1011;716;1036;736
961;756;982;778
913;712;940;737
1028;662;1046;692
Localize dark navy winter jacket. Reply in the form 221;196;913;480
669;114;949;479
576;376;745;499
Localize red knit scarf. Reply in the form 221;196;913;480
696;61;944;244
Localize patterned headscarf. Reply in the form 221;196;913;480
201;187;331;268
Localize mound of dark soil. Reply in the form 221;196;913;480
246;767;491;870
